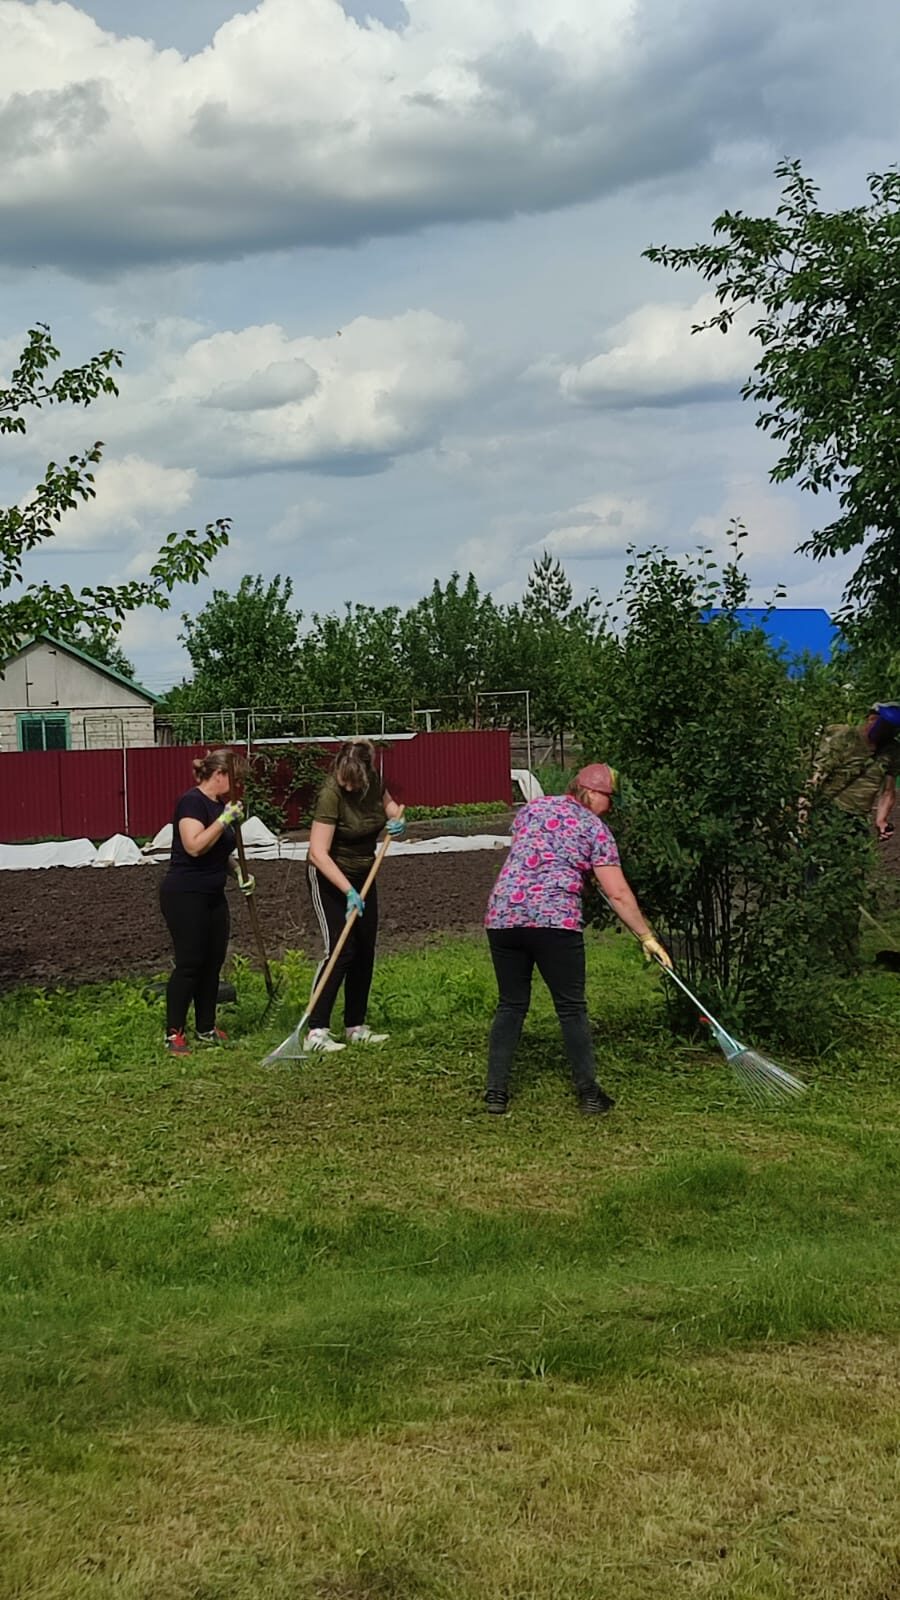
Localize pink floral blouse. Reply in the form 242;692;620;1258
485;795;620;931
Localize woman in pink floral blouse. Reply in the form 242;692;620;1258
484;763;670;1116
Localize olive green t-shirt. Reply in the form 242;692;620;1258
313;772;386;873
813;724;900;817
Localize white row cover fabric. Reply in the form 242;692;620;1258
144;815;279;854
0;837;100;870
217;834;511;861
0;828;511;869
511;769;545;801
94;833;147;867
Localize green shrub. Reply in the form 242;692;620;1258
578;538;862;1046
532;762;575;796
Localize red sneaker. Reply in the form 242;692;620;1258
165;1031;191;1056
196;1028;228;1046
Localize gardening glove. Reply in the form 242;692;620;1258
386;817;407;839
346;887;365;921
220;800;244;828
237;873;256;898
641;934;672;970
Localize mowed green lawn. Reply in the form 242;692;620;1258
2;932;900;1599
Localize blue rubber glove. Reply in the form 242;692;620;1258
386;817;407;839
346;887;365;921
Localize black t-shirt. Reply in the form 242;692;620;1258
162;788;235;892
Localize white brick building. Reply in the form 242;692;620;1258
0;635;158;752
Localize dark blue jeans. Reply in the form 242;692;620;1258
486;927;599;1095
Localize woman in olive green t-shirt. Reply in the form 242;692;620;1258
305;739;406;1052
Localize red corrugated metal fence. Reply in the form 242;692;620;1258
59;750;127;840
0;732;512;843
126;745;207;839
0;752;67;841
381;730;510;809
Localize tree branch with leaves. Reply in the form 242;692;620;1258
644;160;900;625
1;325;229;663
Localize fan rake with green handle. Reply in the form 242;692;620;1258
657;960;806;1106
596;890;806;1106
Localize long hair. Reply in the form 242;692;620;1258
332;738;376;794
193;748;239;784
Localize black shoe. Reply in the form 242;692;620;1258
578;1084;615;1116
484;1088;509;1115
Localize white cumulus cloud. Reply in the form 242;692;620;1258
13;310;470;479
37;455;197;548
542;492;655;557
559;294;756;409
160;310;470;472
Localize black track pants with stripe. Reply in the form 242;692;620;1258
306;865;379;1031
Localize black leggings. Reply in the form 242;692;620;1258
160;887;230;1034
486;927;600;1095
307;866;378;1030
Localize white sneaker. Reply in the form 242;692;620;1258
304;1028;346;1054
345;1025;389;1046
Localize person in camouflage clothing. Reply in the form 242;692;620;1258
801;702;900;968
807;702;900;839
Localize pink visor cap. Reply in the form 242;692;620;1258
575;762;618;796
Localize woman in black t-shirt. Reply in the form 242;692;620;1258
305;739;406;1053
159;748;251;1055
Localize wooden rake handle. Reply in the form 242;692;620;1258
226;751;275;998
304;835;393;1022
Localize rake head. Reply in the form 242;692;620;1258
699;1016;806;1106
728;1046;806;1107
260;1022;307;1067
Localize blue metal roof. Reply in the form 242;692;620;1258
702;608;838;673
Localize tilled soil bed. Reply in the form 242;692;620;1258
0;850;507;990
5;829;898;994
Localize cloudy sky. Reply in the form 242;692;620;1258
2;0;898;690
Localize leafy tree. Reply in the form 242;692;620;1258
513;552;610;761
168;575;301;728
166;556;615;748
296;603;408;725
295;608;361;712
62;626;137;681
645;161;900;620
579;538;860;1045
399;573;505;720
831;593;900;717
1;325;229;663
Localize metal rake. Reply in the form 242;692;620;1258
659;961;806;1106
596;890;805;1105
260;835;393;1065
